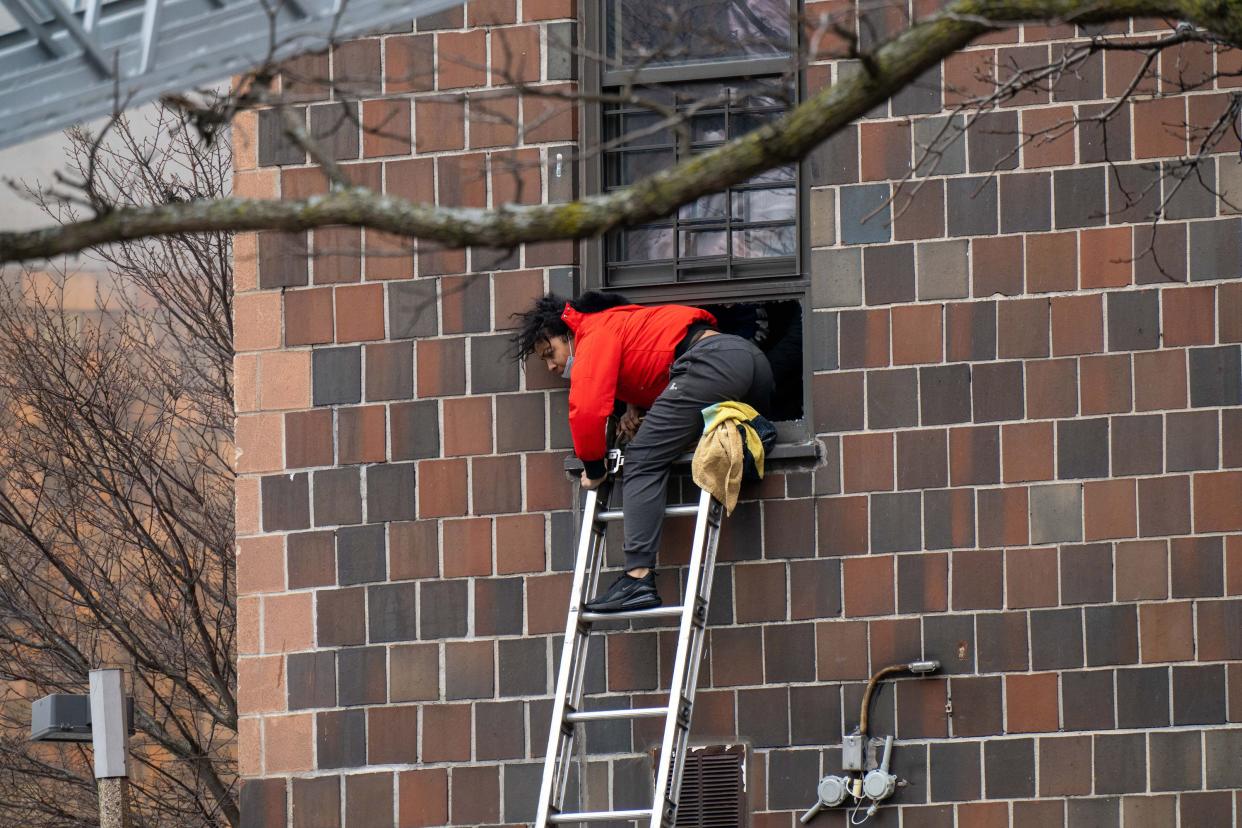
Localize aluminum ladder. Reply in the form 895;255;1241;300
534;453;725;827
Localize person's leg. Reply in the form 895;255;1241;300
585;336;774;611
621;336;769;571
618;386;714;572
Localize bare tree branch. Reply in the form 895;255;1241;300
0;108;236;827
2;0;1242;263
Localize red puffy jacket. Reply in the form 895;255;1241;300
562;303;716;465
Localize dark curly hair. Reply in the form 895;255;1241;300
509;291;630;362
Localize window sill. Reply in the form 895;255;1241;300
764;440;820;467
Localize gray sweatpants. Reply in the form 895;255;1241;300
622;334;774;571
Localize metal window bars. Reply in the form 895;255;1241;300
601;78;799;287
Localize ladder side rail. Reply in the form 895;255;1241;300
682;497;723;701
558;509;608;811
664;496;723;824
648;487;717;828
536;485;605;828
579;491;608;641
552;591;593;809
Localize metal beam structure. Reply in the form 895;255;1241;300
0;0;460;149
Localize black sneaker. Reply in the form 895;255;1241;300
584;571;661;613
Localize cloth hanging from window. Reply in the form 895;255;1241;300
691;401;775;514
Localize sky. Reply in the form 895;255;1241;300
0;130;77;232
0;104;174;277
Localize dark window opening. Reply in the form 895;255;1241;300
701;299;803;421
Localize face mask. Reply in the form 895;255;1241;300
562;355;575;379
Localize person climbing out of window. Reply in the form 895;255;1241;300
511;291;775;613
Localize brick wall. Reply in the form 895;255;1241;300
233;4;1242;827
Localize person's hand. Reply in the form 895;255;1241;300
580;471;605;490
618;404;644;440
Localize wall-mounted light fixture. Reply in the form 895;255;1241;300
31;669;135;828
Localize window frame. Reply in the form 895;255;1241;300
601;84;800;290
579;0;815;447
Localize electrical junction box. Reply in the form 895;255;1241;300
31;693;136;742
842;734;865;771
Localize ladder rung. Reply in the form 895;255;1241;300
580;605;683;623
597;503;700;522
566;706;667;723
549;809;655;823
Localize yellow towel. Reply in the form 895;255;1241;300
691;401;765;514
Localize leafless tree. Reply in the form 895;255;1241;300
0;0;1240;264
0;107;236;827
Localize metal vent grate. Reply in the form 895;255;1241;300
674;745;746;828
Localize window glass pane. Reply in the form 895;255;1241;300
682;80;793;114
691;113;728;143
732;226;796;258
602;75;799;285
612;227;674;261
680;266;727;282
611;112;674;147
732;187;795;223
679;193;728;222
606;0;792;69
734;110;782;134
749;164;796;184
604;80;791;151
618;149;676;181
680;230;728;257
